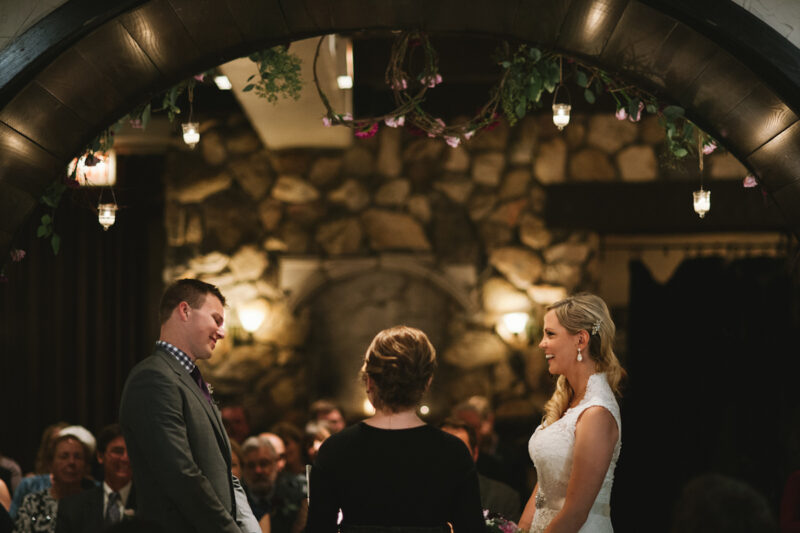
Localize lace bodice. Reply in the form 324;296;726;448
528;373;621;533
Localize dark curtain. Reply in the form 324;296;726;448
613;256;800;532
0;155;165;472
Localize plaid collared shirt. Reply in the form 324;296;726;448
155;340;196;373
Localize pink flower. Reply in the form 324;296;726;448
423;73;443;88
129;118;143;129
427;118;446;137
392;78;408;90
341;113;353;122
354;122;379;139
384;116;405;128
322;117;332;127
743;174;758;188
627;101;644;123
615;107;628;121
194;74;205;82
702;141;717;155
464;130;475;140
9;249;25;262
444;136;460;148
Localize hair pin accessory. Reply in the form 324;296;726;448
591;320;601;336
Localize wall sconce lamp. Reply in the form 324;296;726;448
68;151;117;186
238;299;268;334
496;312;532;349
363;398;376;416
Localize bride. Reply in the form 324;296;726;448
519;293;625;533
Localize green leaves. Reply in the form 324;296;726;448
584;88;595;104
246;45;303;104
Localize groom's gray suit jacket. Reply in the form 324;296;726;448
120;347;257;533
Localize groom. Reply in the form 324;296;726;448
120;279;259;533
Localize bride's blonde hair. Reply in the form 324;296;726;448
541;293;626;427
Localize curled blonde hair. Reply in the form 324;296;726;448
541;293;626;427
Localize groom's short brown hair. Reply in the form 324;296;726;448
159;279;226;324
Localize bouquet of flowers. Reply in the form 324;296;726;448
484;510;523;533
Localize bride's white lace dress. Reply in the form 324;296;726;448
528;373;621;533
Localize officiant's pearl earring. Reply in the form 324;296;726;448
577;347;583;362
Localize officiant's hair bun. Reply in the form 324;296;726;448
363;326;437;411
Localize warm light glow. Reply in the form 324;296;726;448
419;405;430;416
238;300;268;333
214;75;232;90
693;189;711;218
502;312;530;335
363;399;376;415
182;122;200;148
337;75;353;89
68;151;117;186
528;285;568;305
552;104;571;130
97;203;118;231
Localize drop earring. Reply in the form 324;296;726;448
577;347;583;362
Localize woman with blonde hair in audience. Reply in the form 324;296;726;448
520;293;625;533
307;325;485;532
15;429;93;532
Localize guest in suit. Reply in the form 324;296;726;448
119;279;259;533
441;418;521;522
56;424;134;533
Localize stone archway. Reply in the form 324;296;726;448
2;0;800;259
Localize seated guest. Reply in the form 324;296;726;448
241;436;279;521
221;403;251;445
303;423;330;464
259;433;287;473
55;424;134;533
231;440;244;480
10;422;70;518
441;418;521;521
15;428;94;532
307;326;485;532
270;423;308;533
308;400;346;435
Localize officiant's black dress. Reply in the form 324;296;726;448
307;423;485;533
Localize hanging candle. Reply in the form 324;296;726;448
97;203;118;230
182;122;200;148
693;188;710;218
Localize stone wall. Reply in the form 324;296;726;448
162;111;746;429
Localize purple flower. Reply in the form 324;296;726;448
354;122;379;139
384;116;405;128
702;141;717;155
615;107;628;121
743;174;758;188
9;249;25;262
